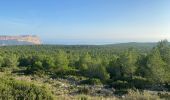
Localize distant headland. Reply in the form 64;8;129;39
0;35;41;46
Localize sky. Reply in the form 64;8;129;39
0;0;170;44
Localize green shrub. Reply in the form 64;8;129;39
80;78;102;85
0;77;54;100
131;76;151;89
85;65;110;81
52;68;78;78
123;90;160;100
111;80;130;89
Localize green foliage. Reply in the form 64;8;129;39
107;48;139;83
157;40;170;63
111;80;129;89
0;40;170;93
124;90;160;100
85;64;110;81
80;78;102;85
78;53;92;71
0;56;4;67
146;48;166;83
3;54;19;68
52;68;78;78
54;50;69;70
42;57;55;70
156;40;170;82
118;48;138;78
131;76;151;89
26;55;45;74
0;77;54;100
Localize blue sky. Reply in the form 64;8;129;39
0;0;170;44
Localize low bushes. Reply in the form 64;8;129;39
123;90;160;100
0;77;54;100
111;80;130;89
80;78;102;85
131;76;152;89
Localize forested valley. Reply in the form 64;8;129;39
0;40;170;100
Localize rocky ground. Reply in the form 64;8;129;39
1;71;170;100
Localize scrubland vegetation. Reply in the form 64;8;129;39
0;40;170;100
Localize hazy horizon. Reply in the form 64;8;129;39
0;0;170;44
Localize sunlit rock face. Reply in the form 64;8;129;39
0;35;41;45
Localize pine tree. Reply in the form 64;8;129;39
78;52;92;71
119;48;138;78
146;48;166;83
54;50;69;70
157;40;170;82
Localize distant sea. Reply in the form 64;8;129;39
42;39;160;45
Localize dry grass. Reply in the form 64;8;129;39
56;95;118;100
123;90;160;100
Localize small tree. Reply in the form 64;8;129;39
0;56;4;67
78;53;92;71
54;50;69;70
111;48;138;79
42;57;55;71
146;48;166;83
32;61;43;71
122;48;138;77
157;40;170;82
3;54;19;68
86;64;110;81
